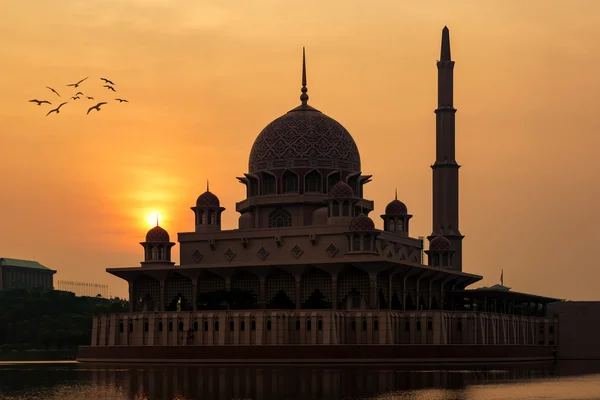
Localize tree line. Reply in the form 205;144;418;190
0;288;128;352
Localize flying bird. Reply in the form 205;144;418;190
46;86;60;97
29;99;51;106
115;98;128;103
87;102;107;115
46;102;68;116
87;96;94;100
100;77;115;85
103;85;116;92
66;77;88;88
75;92;84;96
70;96;80;100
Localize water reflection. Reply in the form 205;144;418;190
0;361;599;400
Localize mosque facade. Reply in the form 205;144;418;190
79;28;559;363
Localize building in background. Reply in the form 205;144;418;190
0;257;56;291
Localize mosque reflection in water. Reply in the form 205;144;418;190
87;364;559;400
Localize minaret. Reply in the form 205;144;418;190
428;26;464;271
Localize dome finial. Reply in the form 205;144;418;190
300;47;309;106
207;179;209;192
156;213;159;227
395;188;398;200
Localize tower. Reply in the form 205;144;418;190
140;223;175;267
428;26;464;271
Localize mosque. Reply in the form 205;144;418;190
79;27;560;363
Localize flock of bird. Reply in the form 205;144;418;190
29;76;129;116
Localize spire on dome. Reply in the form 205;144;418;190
207;179;209;192
440;26;451;61
300;47;309;106
395;188;398;200
156;213;159;227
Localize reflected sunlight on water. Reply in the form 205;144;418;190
0;362;600;400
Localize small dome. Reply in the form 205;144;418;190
385;199;407;215
349;214;375;231
146;226;170;242
196;191;220;208
430;235;452;251
328;181;354;198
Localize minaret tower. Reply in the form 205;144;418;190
428;26;464;271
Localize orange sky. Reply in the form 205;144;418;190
1;0;599;300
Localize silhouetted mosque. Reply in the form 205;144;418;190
80;27;563;363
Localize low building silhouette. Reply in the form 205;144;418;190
0;257;56;291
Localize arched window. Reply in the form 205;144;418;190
364;235;371;251
404;321;410;331
341;201;349;216
249;177;258;196
374;320;379;331
144;321;149;332
352;234;361;251
230;320;235;331
457;320;462;332
427;320;433;331
268;208;292;228
416;320;421;331
214;321;219;331
262;173;276;195
208;211;215;225
240;320;246;331
119;323;124;333
362;319;367;331
151;247;159;260
197;211;203;225
193;321;198;331
129;322;133;333
306;320;312;331
318;320;323;331
178;321;184;332
351;321;356;331
168;321;173;332
266;320;272;331
201;212;207;224
389;219;395;232
397;219;404;232
158;321;163;332
251;320;256;331
332;201;339;217
327;172;341;192
157;246;164;260
296;320;301;330
305;170;322;193
282;171;298;193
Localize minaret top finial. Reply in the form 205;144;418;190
441;26;451;61
156;213;159;227
300;47;309;105
207;180;209;192
395;188;398;200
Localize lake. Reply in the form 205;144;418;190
0;361;599;399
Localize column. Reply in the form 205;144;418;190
294;275;302;309
128;283;134;313
159;281;165;312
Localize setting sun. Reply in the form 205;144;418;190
146;211;163;227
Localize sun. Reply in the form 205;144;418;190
146;211;163;227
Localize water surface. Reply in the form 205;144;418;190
0;361;599;399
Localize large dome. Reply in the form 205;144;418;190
248;106;361;174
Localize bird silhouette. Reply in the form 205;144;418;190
46;87;60;97
87;96;94;100
70;96;80;100
46;102;68;116
87;102;107;115
115;98;128;103
103;85;116;92
75;91;84;96
100;77;115;85
29;99;51;106
66;77;88;88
